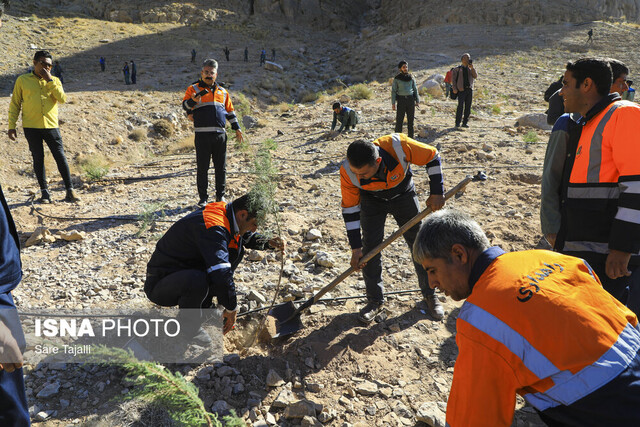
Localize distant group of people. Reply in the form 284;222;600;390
191;46;276;65
122;60;137;85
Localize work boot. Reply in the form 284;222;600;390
424;295;444;321
358;301;384;324
192;327;212;346
216;195;226;203
38;189;52;204
64;189;81;203
462;123;469;128
197;198;208;209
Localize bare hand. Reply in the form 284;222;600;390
235;129;243;143
453;89;458;94
545;233;557;248
392;104;396;111
426;194;445;211
222;310;237;335
351;248;365;270
191;93;202;102
268;236;286;252
7;130;17;141
606;249;632;280
415;102;420;107
187;114;194;122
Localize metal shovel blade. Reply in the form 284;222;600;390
267;301;303;338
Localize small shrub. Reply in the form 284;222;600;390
153;119;174;138
491;105;501;115
523;131;539;143
78;155;109;180
166;136;194;154
349;83;373;100
301;91;319;103
129;127;147;141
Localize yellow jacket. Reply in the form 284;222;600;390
8;73;66;129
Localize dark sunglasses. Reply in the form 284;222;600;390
39;61;53;68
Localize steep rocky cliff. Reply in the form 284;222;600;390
12;0;640;28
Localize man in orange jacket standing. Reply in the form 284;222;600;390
183;59;243;207
413;209;640;426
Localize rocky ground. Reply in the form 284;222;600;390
2;3;640;427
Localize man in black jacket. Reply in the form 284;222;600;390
145;193;284;334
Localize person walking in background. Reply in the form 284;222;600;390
223;46;230;62
623;80;635;101
244;47;248;62
7;50;80;203
130;60;137;84
451;53;478;128
391;60;419;138
122;62;130;85
182;59;243;207
588;28;593;43
260;49;266;66
271;48;276;61
191;48;196;63
52;61;63;84
99;56;105;72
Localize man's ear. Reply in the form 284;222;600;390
582;77;595;93
237;210;248;221
450;243;468;264
375;157;382;165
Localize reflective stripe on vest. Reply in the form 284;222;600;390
342;133;409;190
194;126;226;133
586;103;621;182
460;301;640;411
566;186;619;199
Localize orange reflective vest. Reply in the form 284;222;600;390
182;80;239;133
560;99;640;263
339;133;443;248
447;247;639;426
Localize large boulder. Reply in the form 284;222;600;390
515;113;552;130
264;61;284;72
420;80;443;98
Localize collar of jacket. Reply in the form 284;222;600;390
360;146;400;185
197;80;218;91
395;72;413;82
226;201;240;236
578;93;621;126
468;246;506;292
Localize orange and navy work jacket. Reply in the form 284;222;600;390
145;202;269;311
559;95;640;264
182;80;240;133
447;247;640;426
340;133;444;248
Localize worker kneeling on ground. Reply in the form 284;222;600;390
144;192;284;336
413;209;640;426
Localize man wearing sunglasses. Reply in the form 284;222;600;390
8;50;80;203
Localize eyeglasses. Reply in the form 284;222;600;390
39;61;53;68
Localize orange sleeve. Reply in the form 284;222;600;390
340;165;360;209
446;330;519;427
610;105;640;177
225;91;235;113
183;85;196;102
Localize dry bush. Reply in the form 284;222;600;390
129;127;147;141
165;136;194;154
153;119;174;138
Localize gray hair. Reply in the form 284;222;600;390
413;209;490;263
202;59;218;70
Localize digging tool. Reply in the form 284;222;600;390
267;172;485;338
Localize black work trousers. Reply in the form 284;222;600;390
360;190;434;304
23;128;73;191
194;132;227;201
395;95;415;138
145;270;213;309
455;88;473;126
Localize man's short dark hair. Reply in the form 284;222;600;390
33;50;52;62
232;191;271;225
607;58;629;82
347;139;379;168
332;102;341;110
566;58;612;97
398;60;407;69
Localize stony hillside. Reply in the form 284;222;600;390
2;3;640;427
